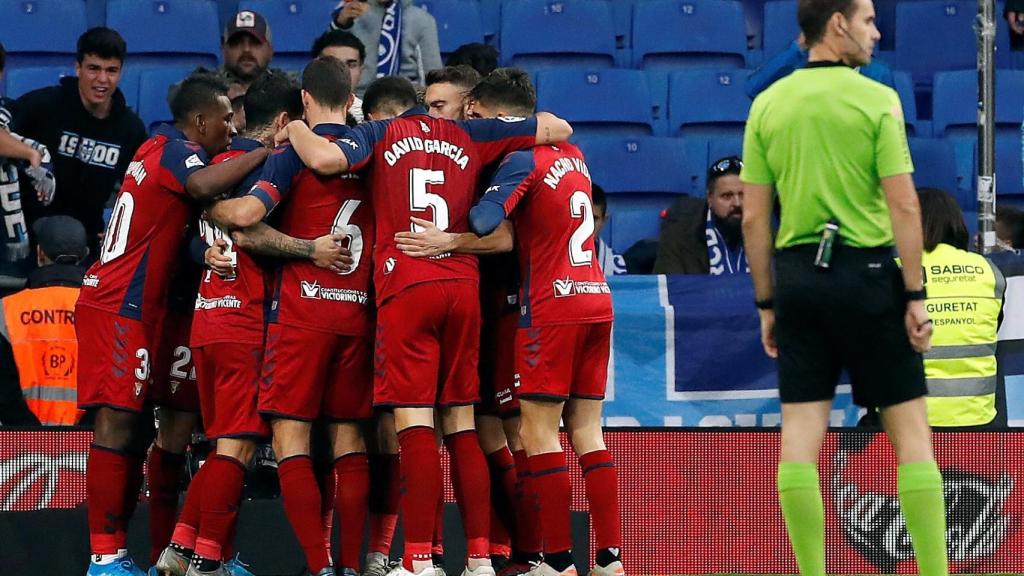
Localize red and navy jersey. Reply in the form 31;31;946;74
249;123;374;336
77;124;208;324
334;108;538;303
479;144;613;327
191;137;268;347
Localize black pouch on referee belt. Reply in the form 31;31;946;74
813;219;840;269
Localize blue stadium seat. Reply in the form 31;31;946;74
1;66;74;99
535;70;654;138
137;67;195;131
762;0;799;56
106;0;221;68
574;136;687;251
893;1;1011;86
415;0;485;59
632;0;747;70
575;136;687;252
996;133;1024;195
500;0;616;69
0;0;88;67
668;69;751;139
892;70;920;136
238;0;335;70
479;0;501;42
932;69;1024;138
907;137;961;203
682;135;745;195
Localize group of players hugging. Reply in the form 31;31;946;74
75;55;622;576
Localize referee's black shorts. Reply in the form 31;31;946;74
773;245;927;408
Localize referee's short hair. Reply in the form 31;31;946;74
798;0;857;46
170;72;229;123
918;187;969;252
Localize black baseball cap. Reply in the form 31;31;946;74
33;216;88;264
224;10;272;45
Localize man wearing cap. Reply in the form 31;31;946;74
222;11;275;91
0;215;88;426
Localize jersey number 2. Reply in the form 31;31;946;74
568;190;595;266
410;168;449;232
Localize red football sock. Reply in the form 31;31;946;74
123;453;145;528
398;426;441;571
579;450;621;551
278;455;331;573
193;455;246;562
432;485;445;557
529;451;572;555
512;450;542;555
486;447;516;556
444;431;491;560
171;452;215;550
87;445;131;555
334;453;370;571
148;446;185;562
368;453;400;555
317;461;336;559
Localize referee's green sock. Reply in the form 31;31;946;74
898;461;949;576
777;462;825;576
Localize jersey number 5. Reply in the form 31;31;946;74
568;190;595;266
410;168;450;232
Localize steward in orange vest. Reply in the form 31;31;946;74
0;216;87;425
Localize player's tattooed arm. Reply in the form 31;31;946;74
231;223;354;273
187;148;271;201
534;112;573;145
395;217;513;257
277;120;349;175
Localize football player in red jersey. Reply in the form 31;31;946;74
154;71;351;576
278;75;572;576
207;57;374;576
76;73;270;576
395;69;623;576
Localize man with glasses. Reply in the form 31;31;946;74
654;156;748;275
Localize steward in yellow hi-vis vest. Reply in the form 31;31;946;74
0;216;88;426
922;243;1005;426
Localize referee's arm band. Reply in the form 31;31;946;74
755;298;774;310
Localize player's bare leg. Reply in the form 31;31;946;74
776;400;830;576
565;399;621;576
879;398;948;576
329;422;370;575
150;408;199;567
518;399;573;576
272;418;334;576
366;413;401;576
440;406;493;576
392;407;441;576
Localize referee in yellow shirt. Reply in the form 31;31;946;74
740;0;949;575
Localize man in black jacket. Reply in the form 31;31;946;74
8;27;147;262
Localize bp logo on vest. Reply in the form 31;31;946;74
40;344;74;379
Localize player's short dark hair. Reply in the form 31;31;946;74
997;206;1024;249
0;42;5;73
918;187;969;252
77;27;127;64
311;29;366;62
244;70;303;130
170;72;229;123
363;76;419;118
445;43;499;77
798;0;856;46
426;65;482;92
591;183;607;212
468;68;536;117
301;56;352;110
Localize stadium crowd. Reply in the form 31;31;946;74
0;1;1022;576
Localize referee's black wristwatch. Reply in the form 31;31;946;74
755;298;774;310
904;288;927;302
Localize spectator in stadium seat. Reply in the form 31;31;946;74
745;33;895;99
996;206;1024;250
8;28;147;265
1006;0;1024;49
424;65;480;120
653;156;748;275
221;10;274;92
331;0;443;94
592;184;627;275
446;42;500;77
313;29;368;122
916;188;1005;427
0;216;88;426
